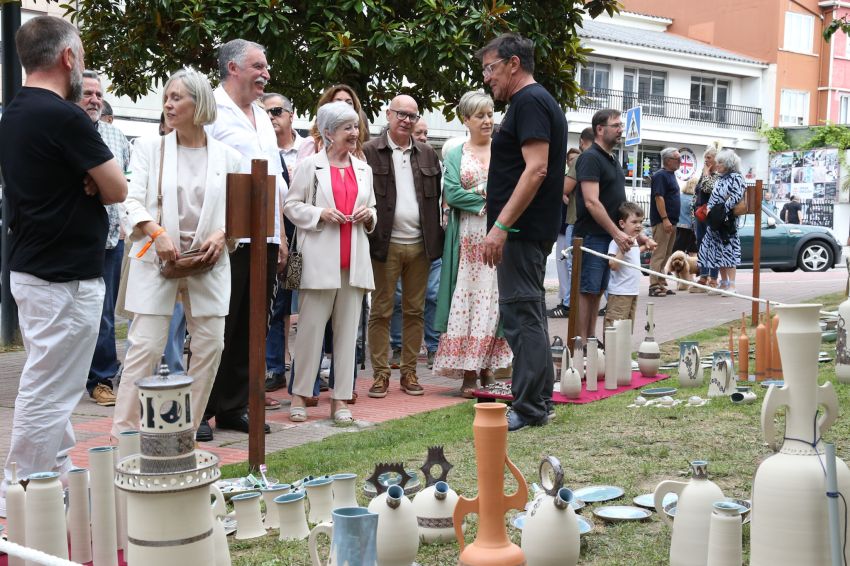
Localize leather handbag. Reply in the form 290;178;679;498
281;174;318;290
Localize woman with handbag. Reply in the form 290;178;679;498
690;146;721;293
112;68;243;437
283;101;376;424
697;149;745;295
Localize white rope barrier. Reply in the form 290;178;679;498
0;539;83;566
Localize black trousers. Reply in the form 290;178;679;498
204;243;277;420
496;239;554;424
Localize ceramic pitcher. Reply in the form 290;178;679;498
750;303;850;565
638;302;661;377
677;341;702;388
654;460;725;566
412;481;462;544
707;350;735;397
309;507;378;566
367;484;419;566
521;487;580;566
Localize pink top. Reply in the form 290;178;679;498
330;165;358;269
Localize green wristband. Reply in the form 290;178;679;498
495;221;519;233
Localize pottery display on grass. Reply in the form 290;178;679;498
412;481;463;544
654;460;725;566
586;337;599;392
707;350;735;397
24;471;68;561
275;491;311;541
836;287;850;382
706;501;743;566
261;483;291;529
521;487;580;566
67;467;93;564
604;327;618;390
308;507;379;566
750;303;850;565
559;345;581;399
90;446;119;566
615;319;632;386
367;484;419;566
332;473;358;509
638;302;661;377
6;462;25;566
305;476;335;524
454;402;528;565
678;341;702;388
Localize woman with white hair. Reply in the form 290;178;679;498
698;148;745;294
284;101;376;424
113;68;243;437
432;90;512;397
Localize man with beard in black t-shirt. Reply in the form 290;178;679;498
0;16;126;516
478;33;568;431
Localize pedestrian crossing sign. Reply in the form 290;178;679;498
624;106;641;147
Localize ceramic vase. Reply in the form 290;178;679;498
755;314;768;381
654;460;725;566
24;471;68;561
305;476;335;524
5;462;26;566
232;492;266;540
836;293;850;382
572;337;584;381
706;501;742;566
67;467;93;564
367;484;419;566
615;320;632;386
750;303;850;565
585;337;599;392
261;484;291;529
559;345;581;399
707;350;735;397
738;313;750;382
412;481;463;544
309;507;378;566
209;485;232;566
638;302;661;377
116;430;140;556
90;445;119;566
453;403;528;565
678;341;702;388
275;491;311;541
520;488;580;566
604;327;618;390
332;473;358;510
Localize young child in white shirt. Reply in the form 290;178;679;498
604;202;649;331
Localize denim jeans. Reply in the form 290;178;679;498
265;282;292;375
390;258;441;352
163;302;187;374
86;240;123;395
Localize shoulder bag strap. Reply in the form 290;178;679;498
156;137;165;226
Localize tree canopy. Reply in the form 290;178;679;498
62;0;619;118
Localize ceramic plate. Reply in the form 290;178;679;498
641;387;677;398
573;485;625;503
215;476;278;500
664;498;751;524
221;516;237;536
633;492;677;510
760;380;785;389
593;505;652;522
511;512;593;535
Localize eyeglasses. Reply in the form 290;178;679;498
266;106;291;117
482;58;505;78
603;123;624;129
389;108;421;123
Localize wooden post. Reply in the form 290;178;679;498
567;237;583;352
751;180;763;327
248;159;269;471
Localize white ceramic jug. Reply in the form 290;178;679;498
367;484;419;566
707;350;735;397
412;481;462;544
521;488;580;566
654;460;725;566
638;302;661;377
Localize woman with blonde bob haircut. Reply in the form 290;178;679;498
112;68;243;438
296;84;369;161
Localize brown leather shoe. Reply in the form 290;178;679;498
400;373;424;396
368;374;389;398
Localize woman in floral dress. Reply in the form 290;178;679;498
433;91;512;397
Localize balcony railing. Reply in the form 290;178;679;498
576;88;762;131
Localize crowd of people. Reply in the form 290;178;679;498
0;15;758;516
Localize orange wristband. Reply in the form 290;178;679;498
136;227;166;258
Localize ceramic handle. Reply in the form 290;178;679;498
654;480;686;528
308;522;333;566
760;384;789;450
817;382;839;438
210;484;226;518
453;495;478;552
503;456;530;514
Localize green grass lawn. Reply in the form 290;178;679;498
222;292;850;565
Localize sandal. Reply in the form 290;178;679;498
332;407;354;424
265;396;281;410
648;285;666;297
289;405;307;422
665;288;676;295
479;369;495;388
460;375;478;399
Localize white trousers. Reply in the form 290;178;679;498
112;286;225;437
291;272;364;401
3;272;104;491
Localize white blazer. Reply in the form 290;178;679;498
284;150;376;291
124;132;243;317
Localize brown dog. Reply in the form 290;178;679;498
665;250;698;290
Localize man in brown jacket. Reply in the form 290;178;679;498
364;94;444;398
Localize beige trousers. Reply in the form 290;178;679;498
650;223;676;288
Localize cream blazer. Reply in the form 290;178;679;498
124;132;243;317
284;150;376;291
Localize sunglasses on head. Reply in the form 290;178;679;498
266;106;291;117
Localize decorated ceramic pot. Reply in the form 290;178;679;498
521;488;579;566
707;350;735;397
412;481;463;544
677;341;702;388
637;303;661;377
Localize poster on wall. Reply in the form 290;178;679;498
768;148;841;203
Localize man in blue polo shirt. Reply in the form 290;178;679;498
648;147;681;297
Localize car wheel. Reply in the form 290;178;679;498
797;241;833;272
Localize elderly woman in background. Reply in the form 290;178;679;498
113;69;243;437
284;101;376;424
433;90;512;397
296;84;369;162
690;146;721;293
697;149;745;295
